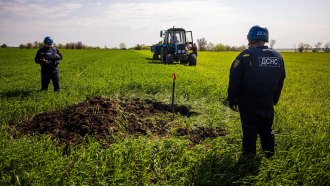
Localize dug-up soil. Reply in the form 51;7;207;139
11;96;225;145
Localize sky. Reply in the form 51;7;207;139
0;0;329;49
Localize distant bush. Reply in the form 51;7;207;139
64;42;87;49
197;38;207;51
119;42;127;50
26;43;33;49
1;44;7;48
205;42;247;52
298;43;311;52
323;42;330;52
19;44;26;49
312;42;322;52
131;44;150;50
33;41;44;48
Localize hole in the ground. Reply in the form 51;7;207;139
9;96;225;145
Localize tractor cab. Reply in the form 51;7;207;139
163;29;185;44
155;27;196;66
161;28;193;47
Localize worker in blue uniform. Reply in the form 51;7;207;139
35;36;63;92
227;25;286;158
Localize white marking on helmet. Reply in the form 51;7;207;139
257;31;268;36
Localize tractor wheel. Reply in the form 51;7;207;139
166;54;174;64
188;54;197;66
153;53;159;60
161;48;167;64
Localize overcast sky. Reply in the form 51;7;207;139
0;0;329;48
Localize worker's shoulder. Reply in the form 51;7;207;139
239;48;251;54
263;48;283;59
37;46;44;51
248;47;282;57
236;49;252;59
36;47;47;54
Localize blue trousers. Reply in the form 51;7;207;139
41;69;60;91
239;107;275;157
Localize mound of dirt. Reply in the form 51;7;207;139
11;96;225;144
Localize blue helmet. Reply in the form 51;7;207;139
247;25;269;42
43;36;53;45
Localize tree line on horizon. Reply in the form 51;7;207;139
294;42;330;52
0;41;145;50
196;37;330;52
1;40;330;52
196;37;247;52
0;41;151;50
0;41;100;49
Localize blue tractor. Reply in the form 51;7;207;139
151;27;197;66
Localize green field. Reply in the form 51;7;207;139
0;48;329;185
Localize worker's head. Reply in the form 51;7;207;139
43;36;53;47
247;25;269;47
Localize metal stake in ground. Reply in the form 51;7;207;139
172;73;176;119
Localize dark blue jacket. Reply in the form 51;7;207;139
35;46;63;71
228;46;286;110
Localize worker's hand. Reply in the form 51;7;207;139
229;100;239;112
229;104;239;112
55;54;61;59
43;58;49;64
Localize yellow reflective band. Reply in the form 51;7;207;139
233;59;240;68
243;54;250;57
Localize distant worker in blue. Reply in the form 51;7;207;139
35;36;63;92
227;25;286;158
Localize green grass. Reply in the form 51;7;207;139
0;48;329;185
